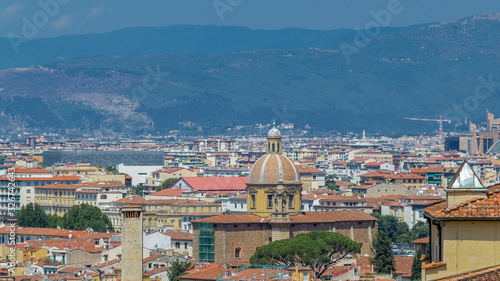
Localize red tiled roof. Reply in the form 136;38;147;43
12;168;52;174
425;186;500;219
383;174;426;180
436;264;500;280
163;231;193;241
351;184;376;190
0;176;80;181
301;194;328;201
411;237;429;244
319;195;367;202
148;188;190;197
181;264;227;280
411;168;445;174
192;213;263;224
193;211;377;224
143;266;168;277
359;171;391;178
58;267;84;273
181;177;247;191
0;226;87;237
394;256;413;277
289;210;376;223
143;254;164;263
35;184;80;190
152;167;183;174
295;165;324;173
336;180;355;187
95;259;120;269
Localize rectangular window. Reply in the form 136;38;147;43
289;195;294;208
267;195;273;209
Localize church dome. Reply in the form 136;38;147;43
248;153;299;183
248;124;299;183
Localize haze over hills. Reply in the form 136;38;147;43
0;24;429;71
1;14;500;136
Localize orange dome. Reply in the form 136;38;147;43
248;153;299;183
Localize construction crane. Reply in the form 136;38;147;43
404;115;451;142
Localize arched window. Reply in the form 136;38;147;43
235;247;241;258
251;195;256;209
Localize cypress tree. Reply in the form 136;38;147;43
411;248;422;281
370;231;396;274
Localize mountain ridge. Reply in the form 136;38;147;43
1;15;499;136
0;23;431;71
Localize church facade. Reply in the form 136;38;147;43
192;125;377;262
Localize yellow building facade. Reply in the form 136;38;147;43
423;161;500;280
34;184;79;215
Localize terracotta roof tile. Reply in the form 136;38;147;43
181;264;227;280
182;177;248;191
192;211;377;225
0;176;80;181
411;237;429;244
289;211;377;223
143;266;168;277
192;214;264;224
148;188;190;197
424;186;500;219
394;256;413;277
436;264;500;280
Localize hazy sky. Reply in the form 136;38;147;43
0;0;499;38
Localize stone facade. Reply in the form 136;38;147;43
192;213;377;262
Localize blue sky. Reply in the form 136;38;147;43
0;0;499;38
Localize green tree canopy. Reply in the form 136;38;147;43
129;185;144;196
250;231;360;278
105;166;118;173
167;260;194;281
370;231;396;274
156;177;178;191
371;213;410;243
61;204;113;232
325;174;340;191
410;221;429;241
47;213;63;229
17;203;49;228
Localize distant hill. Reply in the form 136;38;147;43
0;24;429;70
1;15;500;136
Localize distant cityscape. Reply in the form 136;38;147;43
0;109;497;280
